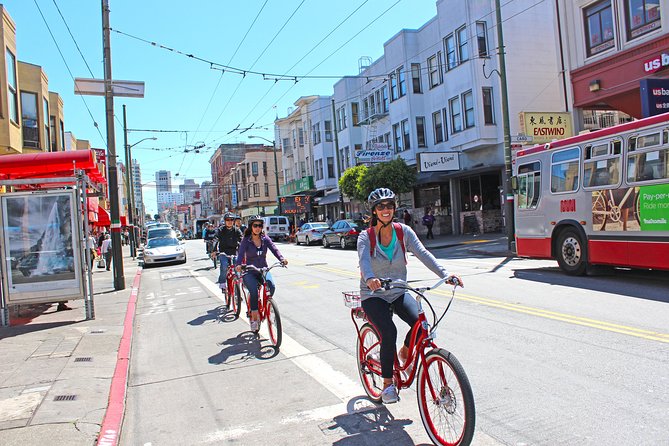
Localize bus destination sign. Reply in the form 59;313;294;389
280;195;312;214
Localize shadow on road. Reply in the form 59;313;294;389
208;331;278;365
513;268;669;303
187;305;227;326
322;396;427;445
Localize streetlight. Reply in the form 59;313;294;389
248;135;281;215
123;128;157;258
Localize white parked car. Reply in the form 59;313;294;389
295;222;329;245
142;237;186;267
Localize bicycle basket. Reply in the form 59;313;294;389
342;291;361;308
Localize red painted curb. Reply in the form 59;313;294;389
97;267;142;446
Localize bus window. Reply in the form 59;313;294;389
583;140;621;188
517;161;540;209
629;132;661;151
551;147;580;193
627;147;669;183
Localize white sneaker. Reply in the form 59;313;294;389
381;384;399;404
250;320;259;332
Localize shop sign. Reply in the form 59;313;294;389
519;111;573;144
643;52;669;74
418;152;460;172
280;176;314;196
355;143;393;163
640;79;669;117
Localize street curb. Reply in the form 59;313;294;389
96;266;142;446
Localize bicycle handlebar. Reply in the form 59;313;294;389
240;262;286;274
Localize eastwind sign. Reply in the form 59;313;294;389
418;152;460;172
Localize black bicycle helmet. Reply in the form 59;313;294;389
247;215;264;224
234;215;242;221
367;188;396;210
223;212;235;220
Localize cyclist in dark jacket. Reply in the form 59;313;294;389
203;223;216;254
215;213;243;292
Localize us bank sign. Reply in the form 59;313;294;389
418;152;460;172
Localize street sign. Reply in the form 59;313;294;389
280;195;312;214
74;78;145;98
511;134;534;143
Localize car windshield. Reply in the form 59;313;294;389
147;237;179;248
310;223;329;229
148;229;174;238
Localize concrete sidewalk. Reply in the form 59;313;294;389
412;230;515;257
0;246;140;446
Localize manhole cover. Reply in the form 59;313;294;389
74;357;92;362
53;395;77;401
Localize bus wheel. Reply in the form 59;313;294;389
556;229;587;275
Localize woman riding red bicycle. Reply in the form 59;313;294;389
358;188;462;404
235;215;288;332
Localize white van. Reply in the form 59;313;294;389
261;216;290;241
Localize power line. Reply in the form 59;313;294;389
33;0;107;147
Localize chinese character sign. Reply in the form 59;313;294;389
519;112;573;144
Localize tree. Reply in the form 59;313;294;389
339;164;368;201
359;157;416;197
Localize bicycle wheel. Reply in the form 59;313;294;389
356;323;383;403
265;299;282;348
417;348;475;446
591;191;608;231
224;283;231;307
233;282;242;319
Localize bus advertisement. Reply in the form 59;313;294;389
512;112;669;275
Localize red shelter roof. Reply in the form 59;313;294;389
0;150;106;184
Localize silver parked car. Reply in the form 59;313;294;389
142;237;186;267
295;222;330;245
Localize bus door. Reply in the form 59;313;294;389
515;160;550;258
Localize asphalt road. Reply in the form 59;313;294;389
121;238;669;446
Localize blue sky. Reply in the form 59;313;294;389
6;0;439;213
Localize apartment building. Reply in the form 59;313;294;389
326;0;566;235
559;0;667;128
0;5;19;155
17;61;49;153
209;144;248;214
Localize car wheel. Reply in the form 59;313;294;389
295;236;301;245
340;238;347;249
305;236;310;246
323;237;329;248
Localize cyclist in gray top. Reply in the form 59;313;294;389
357;187;463;404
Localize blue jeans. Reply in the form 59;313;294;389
217;255;235;285
243;271;275;311
361;294;419;379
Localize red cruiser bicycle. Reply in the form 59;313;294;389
238;262;286;348
343;277;475;446
220;255;242;317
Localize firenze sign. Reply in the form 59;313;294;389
355;143;393;163
418;152;460;172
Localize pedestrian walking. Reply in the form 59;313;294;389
403;209;412;227
101;234;112;271
422;208;435;239
86;232;97;270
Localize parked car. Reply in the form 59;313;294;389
142;237;186;267
322;219;365;249
146;227;177;241
295;222;329;245
261;216;291;241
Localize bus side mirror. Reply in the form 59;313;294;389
510;176;518;192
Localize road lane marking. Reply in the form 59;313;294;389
431;289;669;343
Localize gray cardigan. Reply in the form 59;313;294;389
357;223;448;302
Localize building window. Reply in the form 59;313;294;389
626;0;661;39
411;63;422;93
445;34;456;70
416;116;426;147
264;183;270;196
463;90;475;129
60;120;65;149
442;108;449;141
375;90;382;113
398;66;406;97
43;98;50;151
21;91;40;148
352;102;360;126
393;123;402;153
390;71;399;101
50;116;57;151
337;106;347;131
476;22;489;57
6;48;18;123
428;54;442;88
327;157;335;178
312;122;321;144
401;119;411;152
482;87;495;124
584;1;615;56
263;161;268;176
253;183;259;197
298;128;304;146
251;161;258;176
457;26;469;63
324;120;333;141
432;111;444;144
449;96;462;133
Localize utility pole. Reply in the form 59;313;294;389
102;0;125;290
122;104;136;258
331;99;346;219
495;0;515;252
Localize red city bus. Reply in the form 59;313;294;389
512;112;669;275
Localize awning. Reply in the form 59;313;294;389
94;207;111;227
0;149;106;184
317;193;342;206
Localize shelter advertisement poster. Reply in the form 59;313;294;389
0;190;84;304
591;183;669;232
